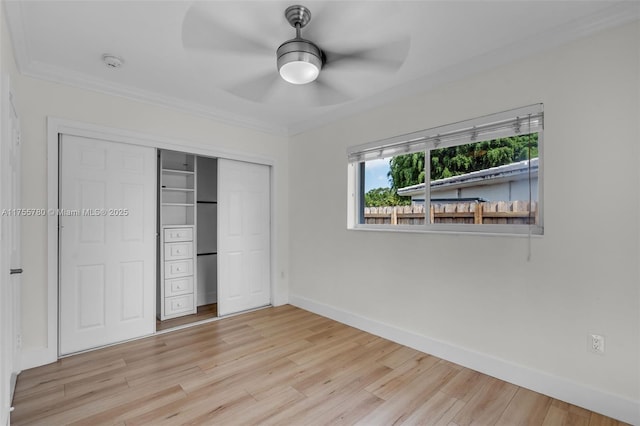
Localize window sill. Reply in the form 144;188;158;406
348;223;544;237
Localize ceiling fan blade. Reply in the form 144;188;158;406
303;78;352;107
324;38;411;73
305;2;402;46
182;3;272;55
227;71;281;103
227;71;351;107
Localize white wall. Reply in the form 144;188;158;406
289;22;639;421
8;53;289;360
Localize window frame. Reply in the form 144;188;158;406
347;105;544;236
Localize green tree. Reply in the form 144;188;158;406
388;134;538;190
387;152;425;190
364;187;410;207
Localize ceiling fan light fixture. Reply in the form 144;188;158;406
277;39;323;85
279;59;320;85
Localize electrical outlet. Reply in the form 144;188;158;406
589;334;605;354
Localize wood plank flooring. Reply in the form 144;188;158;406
11;305;628;425
156;303;218;332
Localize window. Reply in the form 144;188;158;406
348;104;543;235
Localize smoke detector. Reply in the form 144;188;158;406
102;54;124;69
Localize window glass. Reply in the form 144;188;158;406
427;134;539;225
349;105;543;234
360;155;424;226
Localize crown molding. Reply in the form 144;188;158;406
5;1;639;138
3;0;31;75
287;2;640;136
3;1;287;136
24;59;288;136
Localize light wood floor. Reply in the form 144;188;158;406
156;303;218;332
12;305;628;425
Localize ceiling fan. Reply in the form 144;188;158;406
182;3;410;106
277;5;324;85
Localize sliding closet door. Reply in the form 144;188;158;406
59;135;156;355
218;159;270;316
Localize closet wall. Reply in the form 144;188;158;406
158;151;270;323
157;151;219;321
196;156;217;306
13;64;290;367
158;150;197;320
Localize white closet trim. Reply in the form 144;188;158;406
32;117;278;369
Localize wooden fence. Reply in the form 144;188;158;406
364;201;538;225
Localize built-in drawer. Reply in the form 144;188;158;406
164;276;194;297
164;242;193;261
164;294;194;316
164;259;193;279
164;227;193;243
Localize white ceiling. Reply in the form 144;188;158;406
4;1;638;135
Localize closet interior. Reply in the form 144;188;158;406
157;150;218;330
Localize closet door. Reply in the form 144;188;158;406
218;159;270;316
59;135;156;355
0;82;20;424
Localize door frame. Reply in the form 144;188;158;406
1;74;21;424
38;118;277;367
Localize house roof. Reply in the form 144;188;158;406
397;158;539;197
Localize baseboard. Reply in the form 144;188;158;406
9;372;17;403
290;295;640;425
20;346;57;371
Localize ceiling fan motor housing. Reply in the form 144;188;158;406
276;38;324;75
276;38;324;70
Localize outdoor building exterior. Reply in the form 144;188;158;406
397;158;538;204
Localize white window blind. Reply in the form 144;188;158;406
347;104;543;163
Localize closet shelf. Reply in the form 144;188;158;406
162;203;195;207
162;187;195;192
162;168;195;175
197;201;217;204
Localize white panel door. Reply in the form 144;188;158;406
59;135;156;355
8;98;21;387
0;81;20;425
218;159;270;316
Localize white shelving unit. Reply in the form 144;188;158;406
158;150;197;320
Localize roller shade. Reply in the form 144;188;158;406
347;104;543;163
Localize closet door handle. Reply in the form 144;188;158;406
10;268;23;275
